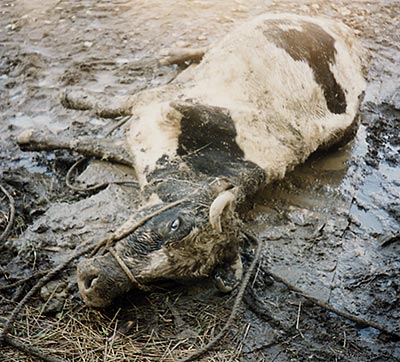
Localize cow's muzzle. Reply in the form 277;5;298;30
77;254;133;308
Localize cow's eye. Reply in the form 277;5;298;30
169;218;181;232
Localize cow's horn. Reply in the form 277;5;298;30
209;189;236;233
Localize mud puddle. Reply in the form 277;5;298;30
1;0;399;361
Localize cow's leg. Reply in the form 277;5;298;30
159;47;206;66
61;88;131;119
214;253;243;293
17;129;134;167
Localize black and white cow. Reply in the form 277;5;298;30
20;13;367;308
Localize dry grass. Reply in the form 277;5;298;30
1;283;247;362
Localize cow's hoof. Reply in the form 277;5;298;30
214;253;243;293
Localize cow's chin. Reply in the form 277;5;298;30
77;254;133;308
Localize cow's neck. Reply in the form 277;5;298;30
143;155;265;210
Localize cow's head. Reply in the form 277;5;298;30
77;180;241;308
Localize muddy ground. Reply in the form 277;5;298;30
0;1;399;361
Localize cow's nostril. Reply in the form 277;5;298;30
83;275;98;290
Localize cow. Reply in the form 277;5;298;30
18;13;367;308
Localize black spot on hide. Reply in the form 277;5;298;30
174;102;246;177
266;21;347;114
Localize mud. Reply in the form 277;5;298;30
0;1;399;361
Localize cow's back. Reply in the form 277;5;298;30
128;14;367;184
182;13;367;179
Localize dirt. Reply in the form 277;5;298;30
0;1;399;361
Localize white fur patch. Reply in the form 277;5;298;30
127;102;183;185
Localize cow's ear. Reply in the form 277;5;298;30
209;188;238;233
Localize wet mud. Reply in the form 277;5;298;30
1;1;399;361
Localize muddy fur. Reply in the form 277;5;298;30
126;13;367;182
75;14;366;307
78;162;265;307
